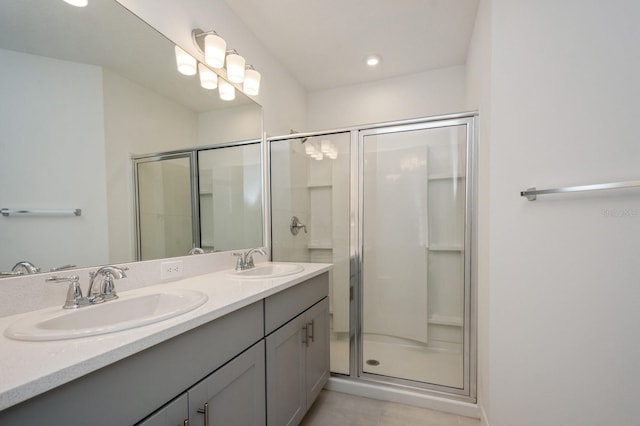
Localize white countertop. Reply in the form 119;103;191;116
0;262;331;411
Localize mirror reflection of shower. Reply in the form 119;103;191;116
133;141;263;261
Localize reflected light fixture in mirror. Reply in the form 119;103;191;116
175;46;197;75
63;0;88;6
225;50;246;83
243;65;261;96
198;63;218;89
219;79;236;101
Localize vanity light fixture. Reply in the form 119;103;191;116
192;29;227;68
243;65;261;96
174;46;197;76
304;139;338;161
63;0;88;6
218;79;236;101
198;63;218;89
225;50;246;83
191;28;261;95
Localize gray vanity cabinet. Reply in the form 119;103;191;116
188;340;266;426
266;313;308;425
304;297;331;405
265;273;330;426
137;393;189;426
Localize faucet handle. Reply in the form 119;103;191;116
46;275;83;309
100;272;119;301
232;252;245;271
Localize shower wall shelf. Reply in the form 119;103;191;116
1;208;82;217
428;245;464;252
521;180;640;201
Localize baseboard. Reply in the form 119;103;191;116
480;404;490;426
325;377;480;419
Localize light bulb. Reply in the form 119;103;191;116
175;46;197;76
198;63;218;89
204;33;226;69
320;140;332;153
226;52;246;83
243;67;261;96
219;79;235;101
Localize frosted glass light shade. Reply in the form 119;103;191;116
175;46;197;76
198;63;218;89
204;34;226;69
305;144;316;155
219;79;235;101
226;52;246;83
63;0;88;6
320;140;331;153
243;68;261;96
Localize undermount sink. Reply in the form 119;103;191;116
226;263;304;280
4;288;208;341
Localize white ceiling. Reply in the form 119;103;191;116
223;0;479;91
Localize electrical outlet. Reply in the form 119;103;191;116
161;260;183;280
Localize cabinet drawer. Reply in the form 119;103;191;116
264;272;329;335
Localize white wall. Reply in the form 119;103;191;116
0;49;109;272
115;0;307;136
488;1;640;425
464;0;492;423
102;69;199;264
307;66;467;131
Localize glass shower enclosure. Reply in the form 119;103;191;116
269;112;476;400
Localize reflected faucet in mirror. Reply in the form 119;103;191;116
12;261;40;275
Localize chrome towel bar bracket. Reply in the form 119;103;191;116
521;180;640;201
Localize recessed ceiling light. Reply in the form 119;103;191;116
63;0;88;7
366;55;382;67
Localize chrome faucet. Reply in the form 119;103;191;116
11;261;40;275
87;265;128;301
233;248;267;271
47;265;128;309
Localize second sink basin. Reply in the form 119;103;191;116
4;288;208;341
226;262;304;279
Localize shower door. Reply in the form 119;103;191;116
359;118;472;393
269;113;476;400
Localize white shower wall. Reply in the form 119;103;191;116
362;126;467;352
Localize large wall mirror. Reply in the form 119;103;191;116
0;0;264;275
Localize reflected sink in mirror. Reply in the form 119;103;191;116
226;263;304;280
4;288;208;341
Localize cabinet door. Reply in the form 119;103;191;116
266;314;307;426
137;393;188;426
189;341;265;426
305;298;330;406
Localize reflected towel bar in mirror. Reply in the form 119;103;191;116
521;180;640;201
1;208;82;217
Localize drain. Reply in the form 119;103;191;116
366;359;380;366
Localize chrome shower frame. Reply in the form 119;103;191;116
266;110;478;405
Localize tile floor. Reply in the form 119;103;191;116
300;390;480;426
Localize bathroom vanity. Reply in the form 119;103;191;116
0;263;330;425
